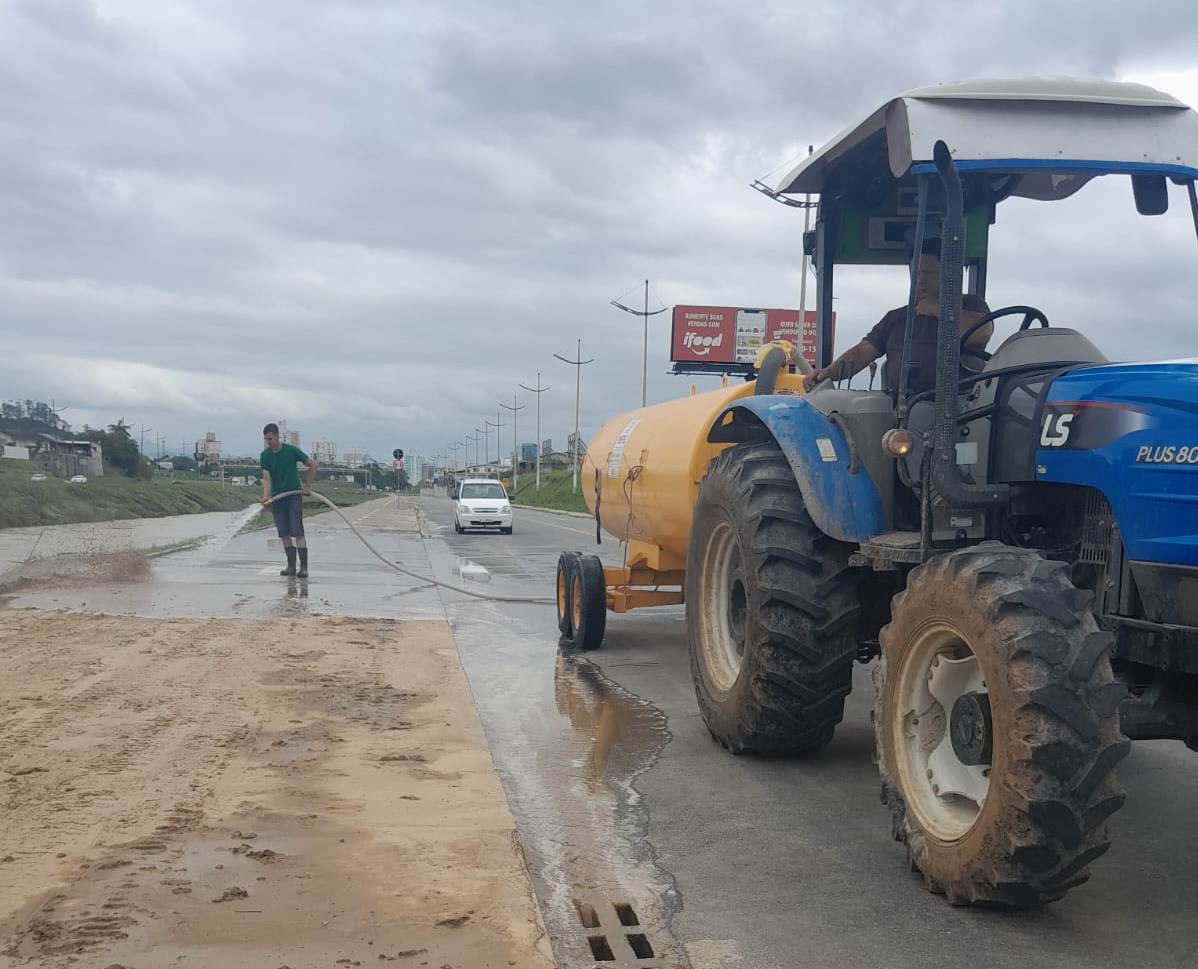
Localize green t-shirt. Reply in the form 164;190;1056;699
260;443;309;496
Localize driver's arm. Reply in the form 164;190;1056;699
803;338;881;391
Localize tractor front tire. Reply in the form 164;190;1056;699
686;440;858;755
875;542;1129;907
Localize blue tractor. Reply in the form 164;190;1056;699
685;78;1198;907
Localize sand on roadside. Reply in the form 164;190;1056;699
0;608;555;969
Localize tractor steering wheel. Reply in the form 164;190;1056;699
959;305;1050;364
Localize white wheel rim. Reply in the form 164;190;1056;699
697;521;748;695
892;621;991;841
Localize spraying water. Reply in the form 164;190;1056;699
184;503;265;565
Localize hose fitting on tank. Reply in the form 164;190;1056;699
753;340;812;395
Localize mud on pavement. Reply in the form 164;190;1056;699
0;609;555;969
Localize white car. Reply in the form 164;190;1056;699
453;478;513;534
68;475;88;484
29;473;46;482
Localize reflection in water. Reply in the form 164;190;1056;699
542;648;683;965
452;557;492;583
554;651;665;798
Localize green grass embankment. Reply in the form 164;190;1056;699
507;469;589;514
0;460;391;529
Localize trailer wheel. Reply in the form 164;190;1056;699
556;551;581;638
686;440;858;755
875;542;1129;907
569;554;607;652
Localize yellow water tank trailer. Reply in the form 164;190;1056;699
580;369;806;578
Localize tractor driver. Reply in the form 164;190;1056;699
803;240;993;397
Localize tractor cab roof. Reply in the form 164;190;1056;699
776;77;1198;201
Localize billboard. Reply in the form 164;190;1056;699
670;306;834;370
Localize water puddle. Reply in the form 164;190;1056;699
445;594;683;967
452;557;492;583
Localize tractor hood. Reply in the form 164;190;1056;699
1037;360;1198;565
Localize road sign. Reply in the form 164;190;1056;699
392;448;404;460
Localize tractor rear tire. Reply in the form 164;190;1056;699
556;551;581;638
569;554;607;652
875;542;1129;907
686;440;858;755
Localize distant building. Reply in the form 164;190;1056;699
274;420;301;448
311;439;336;465
343;446;367;469
195;431;222;466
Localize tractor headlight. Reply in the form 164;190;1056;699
882;428;914;457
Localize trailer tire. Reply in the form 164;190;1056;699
570;554;607;652
556;551;581;638
686;440;858;755
875;542;1129;907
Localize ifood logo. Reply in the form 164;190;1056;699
683;331;723;356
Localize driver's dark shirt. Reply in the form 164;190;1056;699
864;307;938;395
863;297;991;396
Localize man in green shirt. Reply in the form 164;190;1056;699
260;422;317;577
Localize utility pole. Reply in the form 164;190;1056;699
449;442;461;473
518;373;550;491
554;339;594;494
610;279;668;408
499;395;525;493
471;429;483;470
139;424;153;456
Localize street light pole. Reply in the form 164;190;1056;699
610;279;668;408
471;429;483;470
499;395;525;493
485;416;502;472
553;339;594;494
518;373;550;492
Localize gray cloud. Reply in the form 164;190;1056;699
3;0;1198;464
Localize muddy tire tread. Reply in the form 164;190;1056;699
687;441;858;756
875;541;1129;908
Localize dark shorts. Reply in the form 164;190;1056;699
270;493;305;539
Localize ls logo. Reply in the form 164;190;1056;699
1040;412;1075;447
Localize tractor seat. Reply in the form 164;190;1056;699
982;327;1108;373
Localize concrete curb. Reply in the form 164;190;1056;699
516;505;592;520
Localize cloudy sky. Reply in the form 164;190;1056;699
4;0;1198;466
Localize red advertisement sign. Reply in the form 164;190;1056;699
670;305;834;367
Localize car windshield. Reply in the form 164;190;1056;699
461;483;506;500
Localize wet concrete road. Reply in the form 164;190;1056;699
7;496;1198;968
422;500;1198;969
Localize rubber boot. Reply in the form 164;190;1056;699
281;546;297;576
297;547;309;579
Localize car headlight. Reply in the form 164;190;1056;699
500;504;510;513
459;505;472;514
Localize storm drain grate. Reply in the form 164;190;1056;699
572;897;666;967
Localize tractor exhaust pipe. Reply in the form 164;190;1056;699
931;141;1008;509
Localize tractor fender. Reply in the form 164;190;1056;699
707;396;885;544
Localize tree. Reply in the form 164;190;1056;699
171;455;197;472
82;419;143;477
